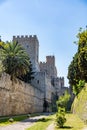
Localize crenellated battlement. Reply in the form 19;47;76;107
13;35;37;39
40;62;46;65
46;55;55;64
59;77;64;80
13;35;38;42
40;56;55;64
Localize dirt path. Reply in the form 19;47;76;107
46;123;55;130
82;127;87;130
0;115;46;130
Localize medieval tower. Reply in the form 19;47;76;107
13;35;67;111
13;35;40;72
40;56;57;78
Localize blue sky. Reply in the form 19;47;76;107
0;0;87;86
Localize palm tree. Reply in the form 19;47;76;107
0;41;30;80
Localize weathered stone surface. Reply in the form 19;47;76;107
0;73;44;116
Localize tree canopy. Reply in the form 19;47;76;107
68;27;87;95
0;41;30;81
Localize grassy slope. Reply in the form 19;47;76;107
72;83;87;121
55;113;85;130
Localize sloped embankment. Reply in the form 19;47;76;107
72;83;87;121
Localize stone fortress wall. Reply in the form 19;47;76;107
0;73;44;116
0;35;70;116
13;35;69;105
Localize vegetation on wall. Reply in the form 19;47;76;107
68;27;87;95
19;61;34;83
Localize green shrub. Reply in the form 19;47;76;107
56;107;66;128
8;118;14;122
38;118;46;122
56;91;70;128
56;113;66;127
57;91;70;111
27;114;31;118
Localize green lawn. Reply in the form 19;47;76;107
0;115;28;126
26;113;86;130
26;115;55;130
0;113;86;130
0;113;45;126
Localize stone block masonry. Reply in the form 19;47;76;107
0;73;44;116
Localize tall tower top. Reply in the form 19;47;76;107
46;55;55;65
13;35;39;43
13;35;39;72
